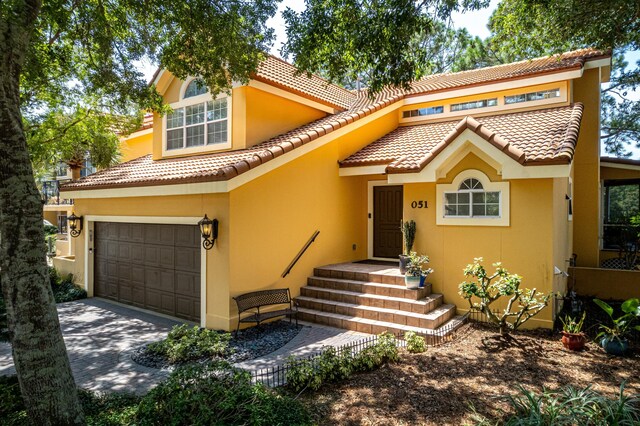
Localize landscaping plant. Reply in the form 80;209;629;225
137;361;311;426
286;332;399;392
146;324;232;364
459;258;551;336
594;298;640;355
560;312;587;351
404;331;426;353
472;382;640;426
401;220;417;255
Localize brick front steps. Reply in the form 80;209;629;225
296;262;465;336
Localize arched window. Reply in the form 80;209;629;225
165;78;229;151
183;79;207;99
444;177;500;217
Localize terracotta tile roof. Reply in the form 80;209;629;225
254;56;356;110
61;49;606;192
62;90;404;191
407;48;606;96
340;104;584;172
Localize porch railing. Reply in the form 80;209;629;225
41;180;73;206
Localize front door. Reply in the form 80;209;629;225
373;185;403;258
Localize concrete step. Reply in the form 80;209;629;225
314;263;405;286
300;286;442;314
307;276;431;300
297;307;465;337
296;296;456;330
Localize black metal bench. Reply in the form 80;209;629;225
233;288;298;335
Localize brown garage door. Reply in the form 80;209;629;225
94;222;201;322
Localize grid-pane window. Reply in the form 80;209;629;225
166;95;229;150
402;106;444;118
505;88;560;105
450;98;497;112
444;178;500;218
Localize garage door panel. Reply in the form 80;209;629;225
131;265;145;284
130;244;145;264
95;222;200;322
117;243;131;261
175;226;199;248
106;241;119;258
106;260;118;279
175;271;199;296
175;247;199;272
175;295;198;320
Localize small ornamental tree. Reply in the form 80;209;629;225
459;258;551;335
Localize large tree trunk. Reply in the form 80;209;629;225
0;2;84;424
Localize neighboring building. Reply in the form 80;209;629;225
58;49;612;332
41;115;154;244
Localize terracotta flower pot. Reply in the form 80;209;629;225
561;331;586;351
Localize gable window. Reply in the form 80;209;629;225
444;178;500;218
436;170;509;226
165;78;230;152
450;98;497;112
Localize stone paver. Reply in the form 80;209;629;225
0;299;184;394
0;299;369;393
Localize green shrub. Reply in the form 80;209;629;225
78;390;140;426
0;376;28;426
146;324;231;363
47;267;86;303
473;382;640;426
404;331;426;353
44;224;59;235
136;361;311;426
286;332;399;392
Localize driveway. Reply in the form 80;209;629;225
0;298;184;394
0;298;370;393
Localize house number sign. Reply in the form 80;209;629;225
411;200;428;209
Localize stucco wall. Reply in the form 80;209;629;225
121;131;153;163
572;68;602;267
69;193;231;330
403;153;556;328
570;267;640;300
226;108;399;329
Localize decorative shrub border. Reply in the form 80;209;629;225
250;313;471;388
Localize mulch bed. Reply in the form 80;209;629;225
301;323;640;425
133;320;305;369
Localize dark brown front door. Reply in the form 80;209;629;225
94;222;201;322
373;185;403;258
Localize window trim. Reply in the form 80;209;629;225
436;169;510;227
162;77;232;156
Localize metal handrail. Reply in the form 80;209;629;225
281;230;320;278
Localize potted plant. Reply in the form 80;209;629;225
560;312;586;351
594;298;640;356
405;252;430;289
399;220;416;274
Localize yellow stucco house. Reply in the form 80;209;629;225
57;49;616;333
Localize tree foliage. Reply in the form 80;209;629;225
462;0;640;156
1;0;280;424
282;0;490;94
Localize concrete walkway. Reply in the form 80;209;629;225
0;299;368;393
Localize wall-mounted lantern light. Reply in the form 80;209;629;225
68;212;83;238
198;214;218;250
